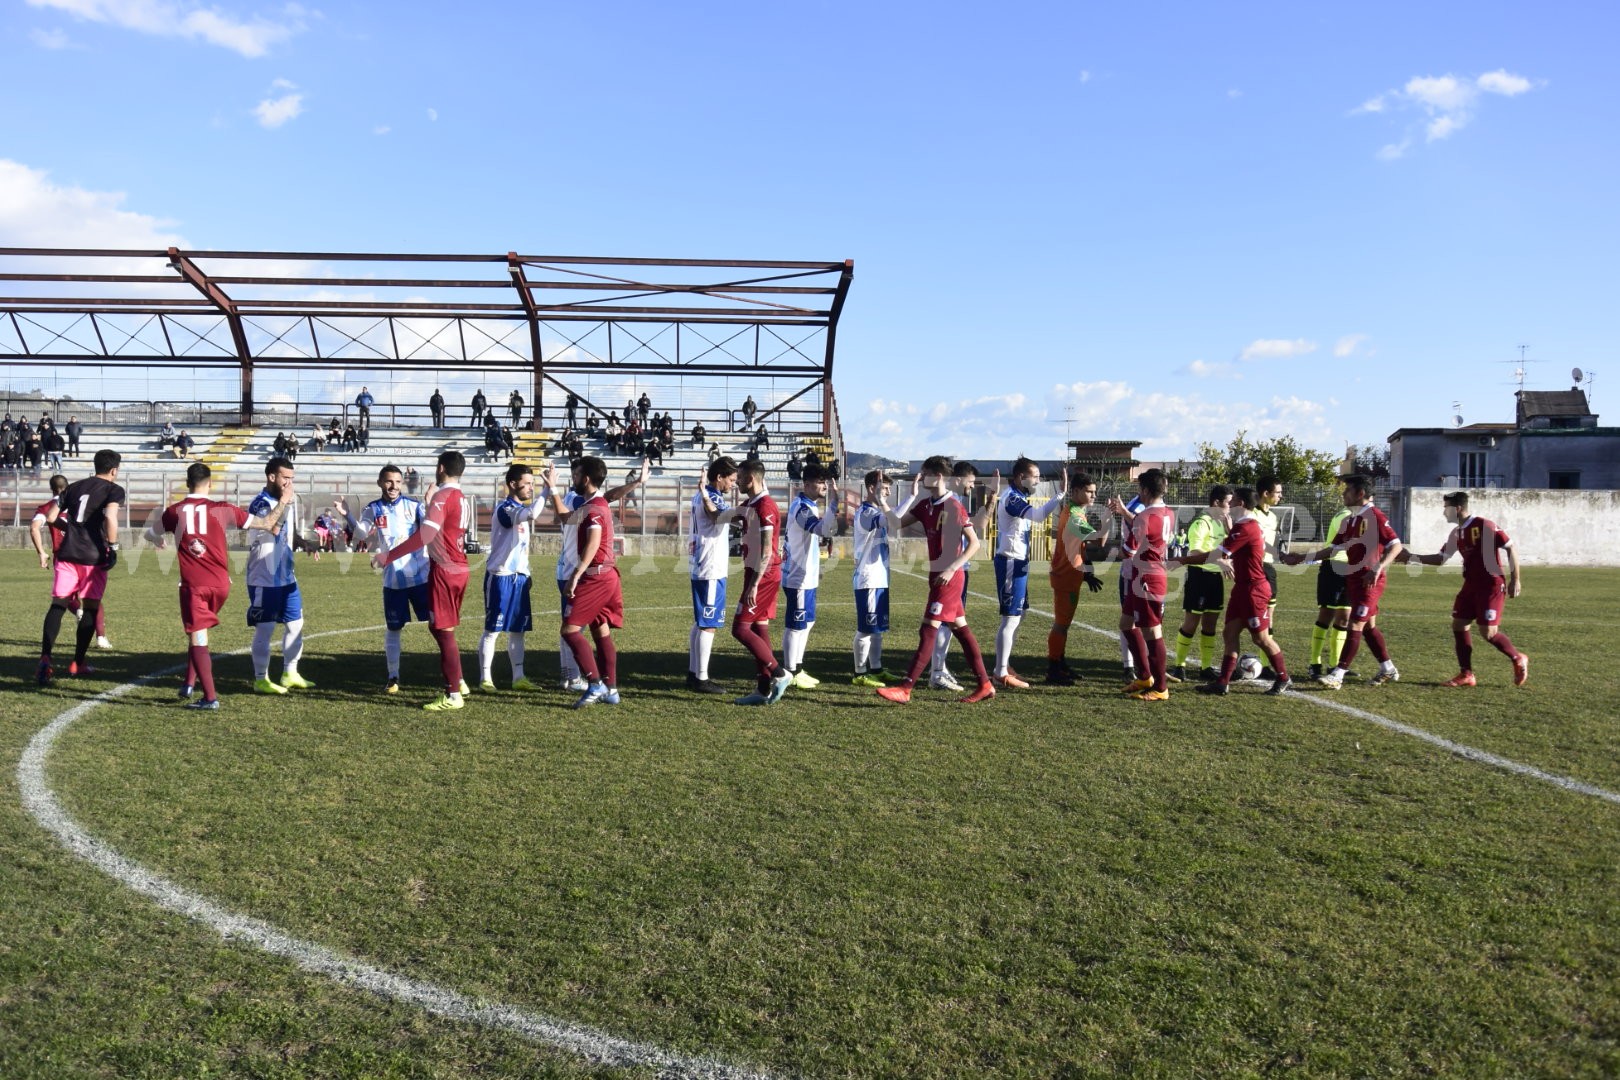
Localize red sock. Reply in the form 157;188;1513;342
1487;630;1519;660
562;628;600;682
903;624;935;686
951;623;991;685
1125;627;1148;675
1218;653;1238;685
185;652;198;688
1339;629;1363;669
1047;627;1066;663
1148;634;1167;691
594;633;618;687
1365;626;1390;663
731;616;777;677
432;627;463;692
1264;644;1288;680
188;644;216;700
1454;629;1473;671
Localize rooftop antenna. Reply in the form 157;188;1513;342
1452;400;1464;427
1050;403;1077;443
1501;344;1540;391
1573;366;1597;405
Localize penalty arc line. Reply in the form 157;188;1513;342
18;624;779;1080
896;568;1620;807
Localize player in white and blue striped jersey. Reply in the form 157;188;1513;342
687;455;738;694
850;469;917;687
246;456;314;694
780;463;841;688
547;457;647;690
337;464;429;694
478;463;539;691
990;457;1066;688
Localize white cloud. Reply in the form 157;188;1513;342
30;26;73;48
1240;338;1317;361
1227;88;1242;99
373;124;390;136
1478;69;1533;96
25;0;305;58
842;379;1337;461
254;91;303;128
426;107;438;121
271;76;297;90
1079;70;1091;84
1353;69;1539;159
1185;359;1239;379
1334;334;1369;358
0;158;185;249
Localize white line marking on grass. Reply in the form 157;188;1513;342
18;626;778;1080
897;569;1620;807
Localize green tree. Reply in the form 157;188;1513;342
1193;430;1340;487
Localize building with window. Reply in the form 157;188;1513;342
1388;388;1619;492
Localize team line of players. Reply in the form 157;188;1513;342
33;450;1529;709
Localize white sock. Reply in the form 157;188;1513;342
1119;634;1133;670
688;623;701;676
479;632;498;682
871;634;883;670
783;627;806;671
1381;659;1397;673
559;635;579;681
696;629;714;681
384;628;402;679
251;623;274;679
854;632;871;673
507;632;526;681
994;615;1021;677
281;618;304;673
931;623;951;674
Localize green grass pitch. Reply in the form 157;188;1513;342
2;545;1617;1078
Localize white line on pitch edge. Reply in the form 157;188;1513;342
18;625;777;1080
896;568;1620;807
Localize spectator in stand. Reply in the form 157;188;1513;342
741;395;757;429
328;417;343;445
355;386;375;427
691;421;707;447
309;422;325;452
658;417;674;450
471;388;488;428
755;423;770;450
175;430;195;458
43;426;64;472
637;392;652;424
745;446;762;464
284;434;299;462
707;442;721;463
566;392;579;429
644;439;663;467
1;413;11;437
405;466;420;494
1;423;17;469
159;420;177;449
343;424;360;452
65;415;82;458
585;414;599;434
357;424;370;451
508;389;525;429
624;418;643;456
500;425;516;457
623;399;636;424
804;448;821;469
604;415;622;454
827;458;841;482
787;454;802;483
22;420;41;473
429;388;446;428
273;432;289;457
484;421;506;460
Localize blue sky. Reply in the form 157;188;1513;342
1;0;1615;461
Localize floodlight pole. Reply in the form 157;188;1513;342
168;247;255;424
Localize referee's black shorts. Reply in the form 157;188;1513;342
1315;561;1350;609
1263;562;1279;607
1182;569;1225;613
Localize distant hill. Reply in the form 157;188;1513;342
845;450;910;475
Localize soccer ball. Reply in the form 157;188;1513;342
1237;654;1263;680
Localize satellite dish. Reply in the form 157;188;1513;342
1573;367;1585;382
1453;414;1465;427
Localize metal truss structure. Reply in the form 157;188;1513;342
0;248;854;432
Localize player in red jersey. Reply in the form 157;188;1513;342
30;473;68;567
877;455;995;704
560;455;626;708
1113;469;1178;701
730;458;793;705
1283;474;1403;689
1396;490;1527;687
377;450;471;711
1175;485;1292;695
38;449;124;684
147;462;291;709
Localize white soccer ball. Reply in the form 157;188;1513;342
1237;654;1263;681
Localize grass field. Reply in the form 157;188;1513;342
2;544;1618;1078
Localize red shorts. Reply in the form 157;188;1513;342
1346;573;1386;621
565;568;624;629
926;570;966;624
1225;585;1273;633
1453;581;1506;626
1130;594;1165;629
179;584;228;634
53;561;108;602
736;572;780;623
428;566;469;630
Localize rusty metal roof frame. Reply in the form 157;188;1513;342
0;247;854;426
